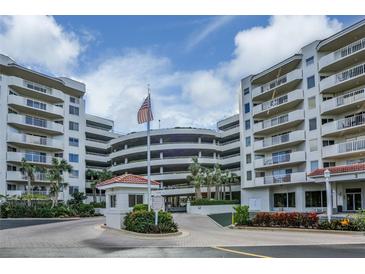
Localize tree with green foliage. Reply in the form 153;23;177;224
212;164;222;200
203;167;214;200
20;158;42;206
96;169;112;202
187;156;203;200
47;158;73;207
86;169;99;203
226;172;239;200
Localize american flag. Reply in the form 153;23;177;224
137;94;154;124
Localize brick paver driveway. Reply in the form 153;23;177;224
1;214;365;257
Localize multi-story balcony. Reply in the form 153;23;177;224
8;77;64;103
253;89;303;119
8;94;64;119
320;63;365;94
322;113;365;137
321;87;365;115
219;153;241;165
6;190;50;197
6;171;50;183
7;132;63;151
252;69;302;101
254;151;305;169
323;138;365;159
253;110;304;135
85;139;109;150
6;152;62;166
254;130;305;152
86;125;119;139
254;172;307;186
319;37;365;73
219;124;239;137
7;113;64;135
85;152;110;163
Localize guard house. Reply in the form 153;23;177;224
97;174;160;229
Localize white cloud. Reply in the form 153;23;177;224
185;16;236;51
0;16;83;74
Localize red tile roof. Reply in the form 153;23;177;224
308;163;365;177
96;174;160;188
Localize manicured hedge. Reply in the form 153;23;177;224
191;199;240;206
252;212;319;228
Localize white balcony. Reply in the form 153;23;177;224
7;152;62;166
253;109;304;135
8;77;64;103
321;87;365;115
86;125;119;139
7;132;63;151
85;139;109;150
252;69;302;101
322;113;365;137
320;63;365;94
6;171;50;183
254;172;307;186
253;89;303;118
219;154;241;166
323;138;365;159
319;37;365;72
6;190;50;197
254;130;305;152
85;152;110;163
8;113;64;135
8;94;64;118
254;151;306;169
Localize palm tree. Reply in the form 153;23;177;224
187;156;203;200
226;172;239;200
96;169;113;202
47;158;73;207
213;164;222;200
203;167;214;200
86;169;99;203
20;158;39;206
221;170;230;200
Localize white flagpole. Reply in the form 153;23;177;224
147;89;151;211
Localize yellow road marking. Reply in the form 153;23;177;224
212;246;272;258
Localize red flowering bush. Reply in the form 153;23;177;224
252;212;318;228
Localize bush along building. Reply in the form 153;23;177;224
239;19;365;213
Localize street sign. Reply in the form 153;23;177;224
151;195;164;211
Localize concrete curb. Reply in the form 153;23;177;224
101;225;185;238
231;225;365;235
0;217;81;221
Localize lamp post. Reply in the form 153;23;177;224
324;169;332;222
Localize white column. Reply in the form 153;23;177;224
198;151;202;158
160;166;163;174
160;152;163;159
160;138;163;144
124;144;128;149
124;158;128;164
213;152;216;159
198;137;201;144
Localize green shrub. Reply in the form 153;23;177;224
67;192;87;206
133;204;149;212
252;212;318;228
71;203;95;217
191;199;240;206
234;205;250;225
123;210;178;234
89;201;106;208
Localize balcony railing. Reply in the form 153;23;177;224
336;88;365;106
337;113;365;130
264;174;291;184
263;153;291;166
262;114;289;129
263;133;290;147
261;94;288;112
24;80;52;95
334;37;365;60
260;75;287;94
338;139;365;153
335;63;365;83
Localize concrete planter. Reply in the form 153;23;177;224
186;202;237;215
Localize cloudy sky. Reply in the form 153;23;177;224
0;15;363;133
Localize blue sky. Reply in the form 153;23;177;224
0;15;364;132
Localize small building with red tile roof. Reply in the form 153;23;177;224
97;174;160;230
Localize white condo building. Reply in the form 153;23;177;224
239;19;365;213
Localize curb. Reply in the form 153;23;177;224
0;217;81;221
101;225;185;238
231;225;365;235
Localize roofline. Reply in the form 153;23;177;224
97;183;160;190
317;18;365;50
250;54;302;82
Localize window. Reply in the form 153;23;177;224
27;99;46;110
69;105;79;116
70;170;79;178
321;118;334;125
246;170;252;181
309;139;318;152
7;184;16;191
69;121;79;131
323;140;335;147
70;96;80;104
69;186;79;195
26;115;47;128
310;160;319;171
309;118;317;131
128;194;144;207
245;136;251;147
69;153;79;163
69;137;79;147
307;75;315;89
110;194;117;208
243;87;250;95
308;96;316;109
244;103;250;113
246;154;252;164
273;192;296;208
306;56;314;66
323;162;336;168
305;191;327;207
245;119;250;130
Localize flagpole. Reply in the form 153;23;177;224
147;88;151;212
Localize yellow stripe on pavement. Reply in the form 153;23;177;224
212;246;272;258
